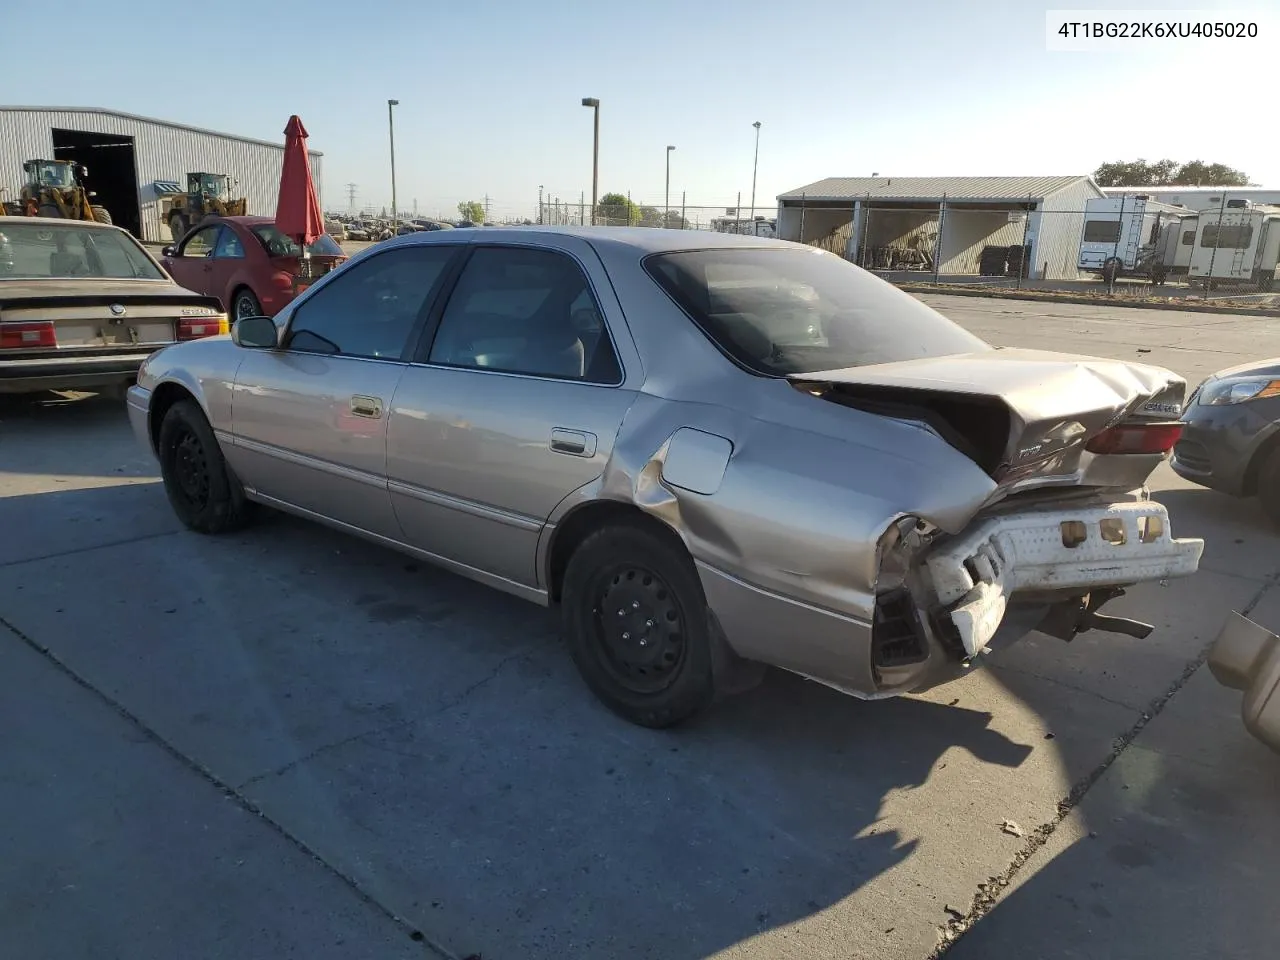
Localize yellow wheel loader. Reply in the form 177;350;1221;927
165;172;247;241
1;160;111;224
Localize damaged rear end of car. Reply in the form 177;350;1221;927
792;348;1203;696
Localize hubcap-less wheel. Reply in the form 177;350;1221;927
172;428;210;511
592;564;686;694
234;292;261;321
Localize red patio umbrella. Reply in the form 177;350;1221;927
275;115;324;267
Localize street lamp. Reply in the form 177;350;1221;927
387;99;400;224
665;145;675;227
749;121;761;236
581;97;599;225
538;184;544;224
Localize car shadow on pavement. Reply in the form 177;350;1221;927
0;391;154;481
0;480;1057;960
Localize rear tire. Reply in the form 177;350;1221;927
561;522;717;728
1258;447;1280;528
90;205;112;225
232;287;262;322
157;399;253;534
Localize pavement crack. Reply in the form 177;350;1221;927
235;643;542;790
0;612;462;960
929;571;1280;957
0;529;179;568
990;665;1138;712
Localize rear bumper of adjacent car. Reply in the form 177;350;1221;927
697;497;1202;700
1208;612;1280;755
0;351;153;394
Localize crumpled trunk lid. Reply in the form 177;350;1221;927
790;347;1186;491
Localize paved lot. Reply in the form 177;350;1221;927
2;296;1279;960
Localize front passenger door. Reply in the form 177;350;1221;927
226;243;460;538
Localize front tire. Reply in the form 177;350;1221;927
157;399;253;534
169;213;188;243
561;522;717;728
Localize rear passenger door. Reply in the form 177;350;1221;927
386;240;638;589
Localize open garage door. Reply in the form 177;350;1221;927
51;128;142;239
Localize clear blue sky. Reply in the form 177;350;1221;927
9;0;1275;220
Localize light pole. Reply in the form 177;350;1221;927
665;145;675;227
749;121;761;236
387;99;400;224
581;97;599;224
538;184;544;224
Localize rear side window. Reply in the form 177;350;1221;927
644;247;988;377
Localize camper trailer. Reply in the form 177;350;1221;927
1151;213;1198;284
1188;200;1280;291
1078;196;1190;283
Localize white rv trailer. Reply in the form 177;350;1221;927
1188;200;1280;290
1077;195;1192;282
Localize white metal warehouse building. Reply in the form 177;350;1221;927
776;175;1104;280
0;106;324;243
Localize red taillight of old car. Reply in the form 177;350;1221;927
177;317;230;341
1085;422;1183;455
0;321;57;350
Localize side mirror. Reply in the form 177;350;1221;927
231;315;279;349
161;245;176;258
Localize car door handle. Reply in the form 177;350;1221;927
350;395;383;418
550;428;596;457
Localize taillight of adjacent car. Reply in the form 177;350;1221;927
0;321;57;350
1085;422;1183;455
177;317;230;341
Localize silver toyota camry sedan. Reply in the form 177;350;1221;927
128;227;1203;727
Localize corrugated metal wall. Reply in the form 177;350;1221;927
0;108;324;243
1034;178;1105;280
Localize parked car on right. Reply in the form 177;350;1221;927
1171;358;1280;523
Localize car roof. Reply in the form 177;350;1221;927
385;225;795;256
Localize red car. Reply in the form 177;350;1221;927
161;216;347;322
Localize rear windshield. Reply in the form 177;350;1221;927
643;246;988;376
0;222;165;280
251;224;343;258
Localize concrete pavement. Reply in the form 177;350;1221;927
2;296;1278;959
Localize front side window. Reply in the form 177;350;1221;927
0;222;165;280
285;245;456;359
1082;219;1122;243
644;246;989;377
427;246;621;383
181;225;221;258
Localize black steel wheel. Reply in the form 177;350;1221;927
158;398;253;534
561;521;719;727
233;288;262;322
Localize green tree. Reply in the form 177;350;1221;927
457;200;485;223
1093;158;1250;187
597;192;640;225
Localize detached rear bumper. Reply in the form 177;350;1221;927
926;500;1203;658
1208;612;1280;755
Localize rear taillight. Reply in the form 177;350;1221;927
0;321;57;350
177;317;229;341
1086;422;1183;455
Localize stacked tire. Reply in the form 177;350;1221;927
1005;244;1030;278
978;245;1008;276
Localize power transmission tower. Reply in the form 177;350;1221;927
345;183;358;214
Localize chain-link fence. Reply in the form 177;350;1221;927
778;193;1280;305
536;198;778;234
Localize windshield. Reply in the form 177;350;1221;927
192;173;229;198
644;246;989;376
250;224;343;258
27;161;76;189
0;222;166;280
